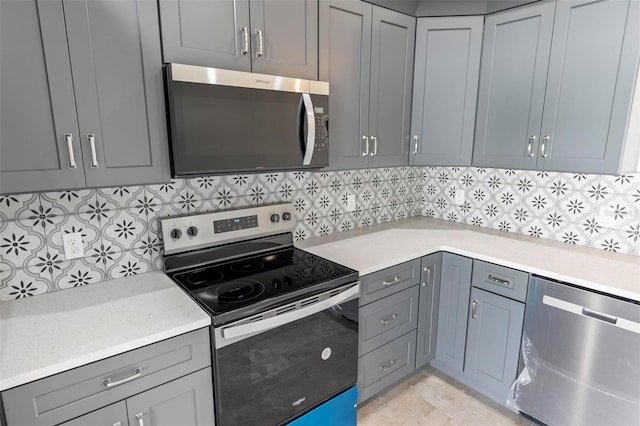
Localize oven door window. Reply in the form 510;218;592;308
214;298;358;426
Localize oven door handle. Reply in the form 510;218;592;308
222;283;359;340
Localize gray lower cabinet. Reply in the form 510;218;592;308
320;1;415;170
415;252;442;369
159;0;318;80
0;0;170;194
410;17;483;167
1;328;212;426
433;253;473;373
125;368;214;426
473;0;640;174
464;288;525;403
61;401;128;426
357;260;421;403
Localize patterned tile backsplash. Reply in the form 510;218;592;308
0;168;421;301
1;166;638;301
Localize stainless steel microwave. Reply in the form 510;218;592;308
165;64;329;176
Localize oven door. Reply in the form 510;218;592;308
212;282;359;426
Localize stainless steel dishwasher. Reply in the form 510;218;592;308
510;276;640;426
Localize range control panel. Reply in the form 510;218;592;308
160;203;295;255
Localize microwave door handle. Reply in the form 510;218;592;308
301;93;315;165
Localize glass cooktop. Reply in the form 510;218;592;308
169;247;357;324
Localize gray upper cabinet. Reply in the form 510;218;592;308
410;17;483;167
433;253;472;373
160;0;318;80
0;0;170;195
159;0;252;71
474;0;640;174
0;0;86;194
537;0;640;174
320;1;415;170
416;252;442;369
472;1;554;171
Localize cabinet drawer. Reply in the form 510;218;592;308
60;401;127;426
357;330;416;403
359;286;419;355
472;260;529;302
2;328;211;426
360;259;421;305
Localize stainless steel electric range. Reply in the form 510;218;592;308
160;203;359;426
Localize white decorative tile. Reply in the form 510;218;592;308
52;258;106;290
465;214;487;228
557;191;596;224
187;175;223;199
105;250;151;280
600;174;640;194
245;183;269;205
287;171;312;189
0;220;47;270
458;171;477;189
521;218;552;239
553;224;590;247
302;178;322;197
492;187;523;211
147;202;184;243
22;202;66;231
442;207;464;223
78;198;119;226
491;214;518;233
293;223;311;242
0;193;41;222
394;205;409;221
102;208;148;252
223;174;256;193
145;179;187;204
495;168;521;185
529;170;557;188
0;267;50;301
337;216;355;233
303;209;322;228
591;229;633;255
40;190;96;216
96;186;144;209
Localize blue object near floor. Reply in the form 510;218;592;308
288;386;358;426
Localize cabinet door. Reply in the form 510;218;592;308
464;288;524;403
0;0;86;194
434;253;472;373
320;0;372;170
368;7;415;168
472;2;554;170
410;17;483;167
125;367;215;426
250;0;318;79
416;252;442;369
537;0;640;174
63;0;171;187
159;0;251;71
61;402;128;426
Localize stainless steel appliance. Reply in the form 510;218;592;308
164;64;329;176
512;276;640;425
161;204;359;426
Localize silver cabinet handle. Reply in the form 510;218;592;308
88;134;99;168
380;314;398;325
423;266;432;286
540;134;549;157
362;135;369;156
472;299;478;319
135;412;144;426
301;94;316;165
379;359;396;371
102;367;142;388
413;135;419;155
382;276;400;286
487;275;510;286
581;307;618;325
64;133;77;168
240;27;249;55
370;136;377;156
527;135;536;157
254;28;263;58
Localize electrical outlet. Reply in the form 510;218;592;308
346;194;356;212
597;205;618;228
63;232;84;260
454;189;465;206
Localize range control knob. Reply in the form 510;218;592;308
282;212;292;221
271;214;280;223
186;226;198;237
169;228;182;239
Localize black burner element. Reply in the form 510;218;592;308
214;280;265;303
186;269;224;286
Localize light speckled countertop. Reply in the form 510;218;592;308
0;271;210;391
298;217;640;302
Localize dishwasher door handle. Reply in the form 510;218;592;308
542;295;640;335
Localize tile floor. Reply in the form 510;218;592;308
357;366;535;426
